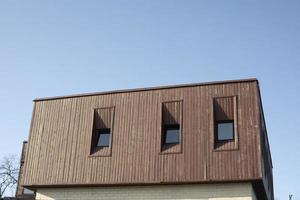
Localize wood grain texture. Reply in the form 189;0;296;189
16;141;27;197
214;96;235;121
21;80;273;200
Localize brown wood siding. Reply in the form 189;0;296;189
214;96;235;121
16;142;27;197
257;86;274;200
94;107;114;129
22;81;265;191
162;100;182;125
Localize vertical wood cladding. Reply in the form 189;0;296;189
258;95;274;200
22;80;271;199
214;97;235;121
162;101;182;125
16;142;27;197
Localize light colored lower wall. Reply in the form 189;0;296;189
36;182;257;200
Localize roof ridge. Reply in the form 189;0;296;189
33;78;258;102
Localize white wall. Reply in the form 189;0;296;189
36;182;257;200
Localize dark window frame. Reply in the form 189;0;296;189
162;124;180;146
215;120;235;141
96;128;111;147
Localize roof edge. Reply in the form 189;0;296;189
23;178;261;189
33;78;258;102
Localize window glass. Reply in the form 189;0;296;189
23;188;34;194
97;129;111;147
164;126;180;144
217;122;234;140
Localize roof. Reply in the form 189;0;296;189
34;78;258;102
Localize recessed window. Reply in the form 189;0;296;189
96;129;111;147
216;121;234;140
163;125;180;145
90;107;115;156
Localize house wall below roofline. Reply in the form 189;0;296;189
35;182;257;200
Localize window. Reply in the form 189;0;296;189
90;107;115;156
161;100;182;153
216;121;234;140
23;188;34;195
96;129;111;147
163;124;180;145
213;96;238;150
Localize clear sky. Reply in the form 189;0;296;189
0;0;299;199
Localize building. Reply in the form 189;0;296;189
16;78;273;200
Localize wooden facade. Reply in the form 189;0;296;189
16;142;27;197
19;79;273;200
16;142;35;199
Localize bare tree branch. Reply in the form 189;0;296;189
0;155;19;198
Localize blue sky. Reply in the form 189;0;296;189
0;0;299;199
